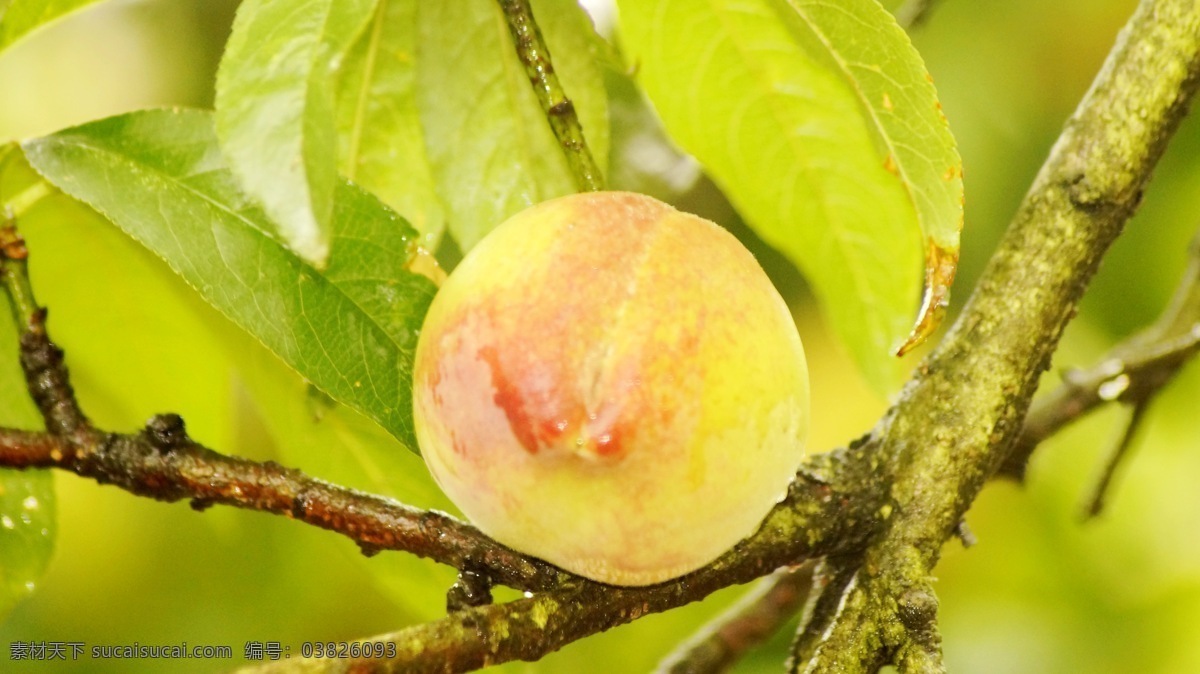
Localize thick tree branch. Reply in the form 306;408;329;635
791;0;1200;669
235;450;884;674
786;556;877;673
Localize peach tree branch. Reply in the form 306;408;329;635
0;227;569;593
497;0;604;191
644;3;967;665
788;0;1200;670
235;446;885;674
0;421;577;592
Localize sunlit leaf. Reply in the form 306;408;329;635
336;0;445;251
416;0;609;251
23;109;436;452
216;0;377;267
0;0;102;55
618;0;963;391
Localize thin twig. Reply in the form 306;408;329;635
1083;399;1151;518
497;0;604;192
1;223;91;439
1001;233;1200;479
654;565;815;674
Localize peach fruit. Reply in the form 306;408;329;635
412;191;809;586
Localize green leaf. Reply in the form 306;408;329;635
22;109;437;452
617;0;964;391
0;0;102;55
416;0;609;251
0;470;54;619
0;144;56;620
336;0;446;251
216;0;378;267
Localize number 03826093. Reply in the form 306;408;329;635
299;641;398;659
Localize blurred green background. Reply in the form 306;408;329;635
2;0;1200;672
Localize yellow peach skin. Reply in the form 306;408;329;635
413;192;809;586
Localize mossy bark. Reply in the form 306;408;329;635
791;0;1200;670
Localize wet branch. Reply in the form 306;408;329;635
0;420;578;592
497;0;604;192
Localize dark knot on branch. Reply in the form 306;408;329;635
143;413;189;453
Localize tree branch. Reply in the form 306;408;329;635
1082;398;1151;518
1;224;91;444
786;556;878;673
235;449;884;674
654;565;815;674
0;422;577;594
1002;228;1200;479
497;0;605;192
790;0;1200;668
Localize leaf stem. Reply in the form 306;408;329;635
496;0;604;192
4;180;53;220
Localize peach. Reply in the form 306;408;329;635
412;192;809;586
